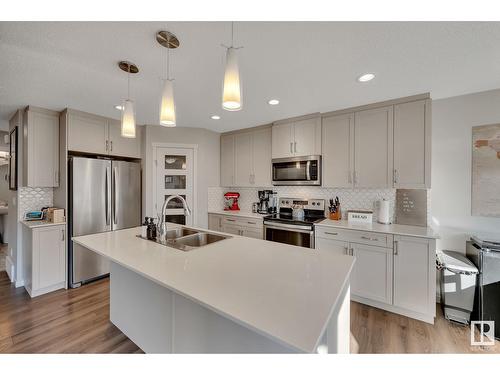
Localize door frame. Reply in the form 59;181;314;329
152;143;198;227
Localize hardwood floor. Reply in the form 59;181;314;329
0;271;141;353
350;300;500;354
0;270;498;354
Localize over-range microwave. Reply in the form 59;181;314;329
272;155;321;186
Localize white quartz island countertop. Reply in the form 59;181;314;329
73;226;355;353
315;219;439;239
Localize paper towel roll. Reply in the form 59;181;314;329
377;199;391;224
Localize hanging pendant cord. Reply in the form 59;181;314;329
167;39;170;80
231;22;234;48
127;67;130;100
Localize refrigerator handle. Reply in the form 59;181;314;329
105;167;110;226
113;166;118;226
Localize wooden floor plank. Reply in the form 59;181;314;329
1;271;499;353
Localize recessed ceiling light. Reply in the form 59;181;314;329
211;115;221;120
268;99;280;105
114;105;124;110
357;73;375;82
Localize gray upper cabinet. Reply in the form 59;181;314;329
354;106;394;188
220;126;272;188
220;94;430;190
322;113;354;188
220;134;235;186
271;122;294;158
393;99;431;189
23;107;60;188
251;127;272;186
66;109;141;158
108;119;141;159
67;110;108;155
272;115;321;158
234;132;253;186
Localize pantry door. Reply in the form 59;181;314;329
154;146;196;226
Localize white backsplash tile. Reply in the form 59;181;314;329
208;186;396;221
18;187;53;218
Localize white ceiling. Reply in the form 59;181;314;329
2;22;500;132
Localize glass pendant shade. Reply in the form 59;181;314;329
121;99;136;138
222;47;242;111
160;78;176;127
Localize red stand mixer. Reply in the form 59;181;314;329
224;192;240;211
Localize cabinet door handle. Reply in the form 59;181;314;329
393;169;398;184
290;142;293;154
324;231;338;236
226;219;236;222
344;246;349;255
294;142;297;153
61;229;65;241
360;236;379;241
247;221;256;225
349;247;354;256
105;140;109;152
110;141;113;152
394;240;398;255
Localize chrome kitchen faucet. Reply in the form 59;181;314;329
157;195;192;242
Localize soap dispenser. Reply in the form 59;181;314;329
141;217;149;238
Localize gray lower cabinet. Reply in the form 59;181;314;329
208;213;263;239
22;223;66;298
350;242;393;305
392;235;436;317
315;226;436;323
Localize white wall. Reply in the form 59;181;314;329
432;88;500;253
142;125;220;229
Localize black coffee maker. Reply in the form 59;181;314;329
257;190;274;214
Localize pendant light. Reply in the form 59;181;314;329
222;22;243;111
157;30;179;127
118;61;138;138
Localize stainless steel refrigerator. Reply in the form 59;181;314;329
69;156;141;288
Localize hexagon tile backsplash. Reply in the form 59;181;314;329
208;186;398;222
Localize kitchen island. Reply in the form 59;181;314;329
73;225;354;354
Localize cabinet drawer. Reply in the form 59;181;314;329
221;216;263;229
315;226;393;247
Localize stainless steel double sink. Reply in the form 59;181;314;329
139;227;231;251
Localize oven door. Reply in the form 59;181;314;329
272;155;321;186
264;222;314;248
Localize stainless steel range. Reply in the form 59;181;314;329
264;198;325;248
